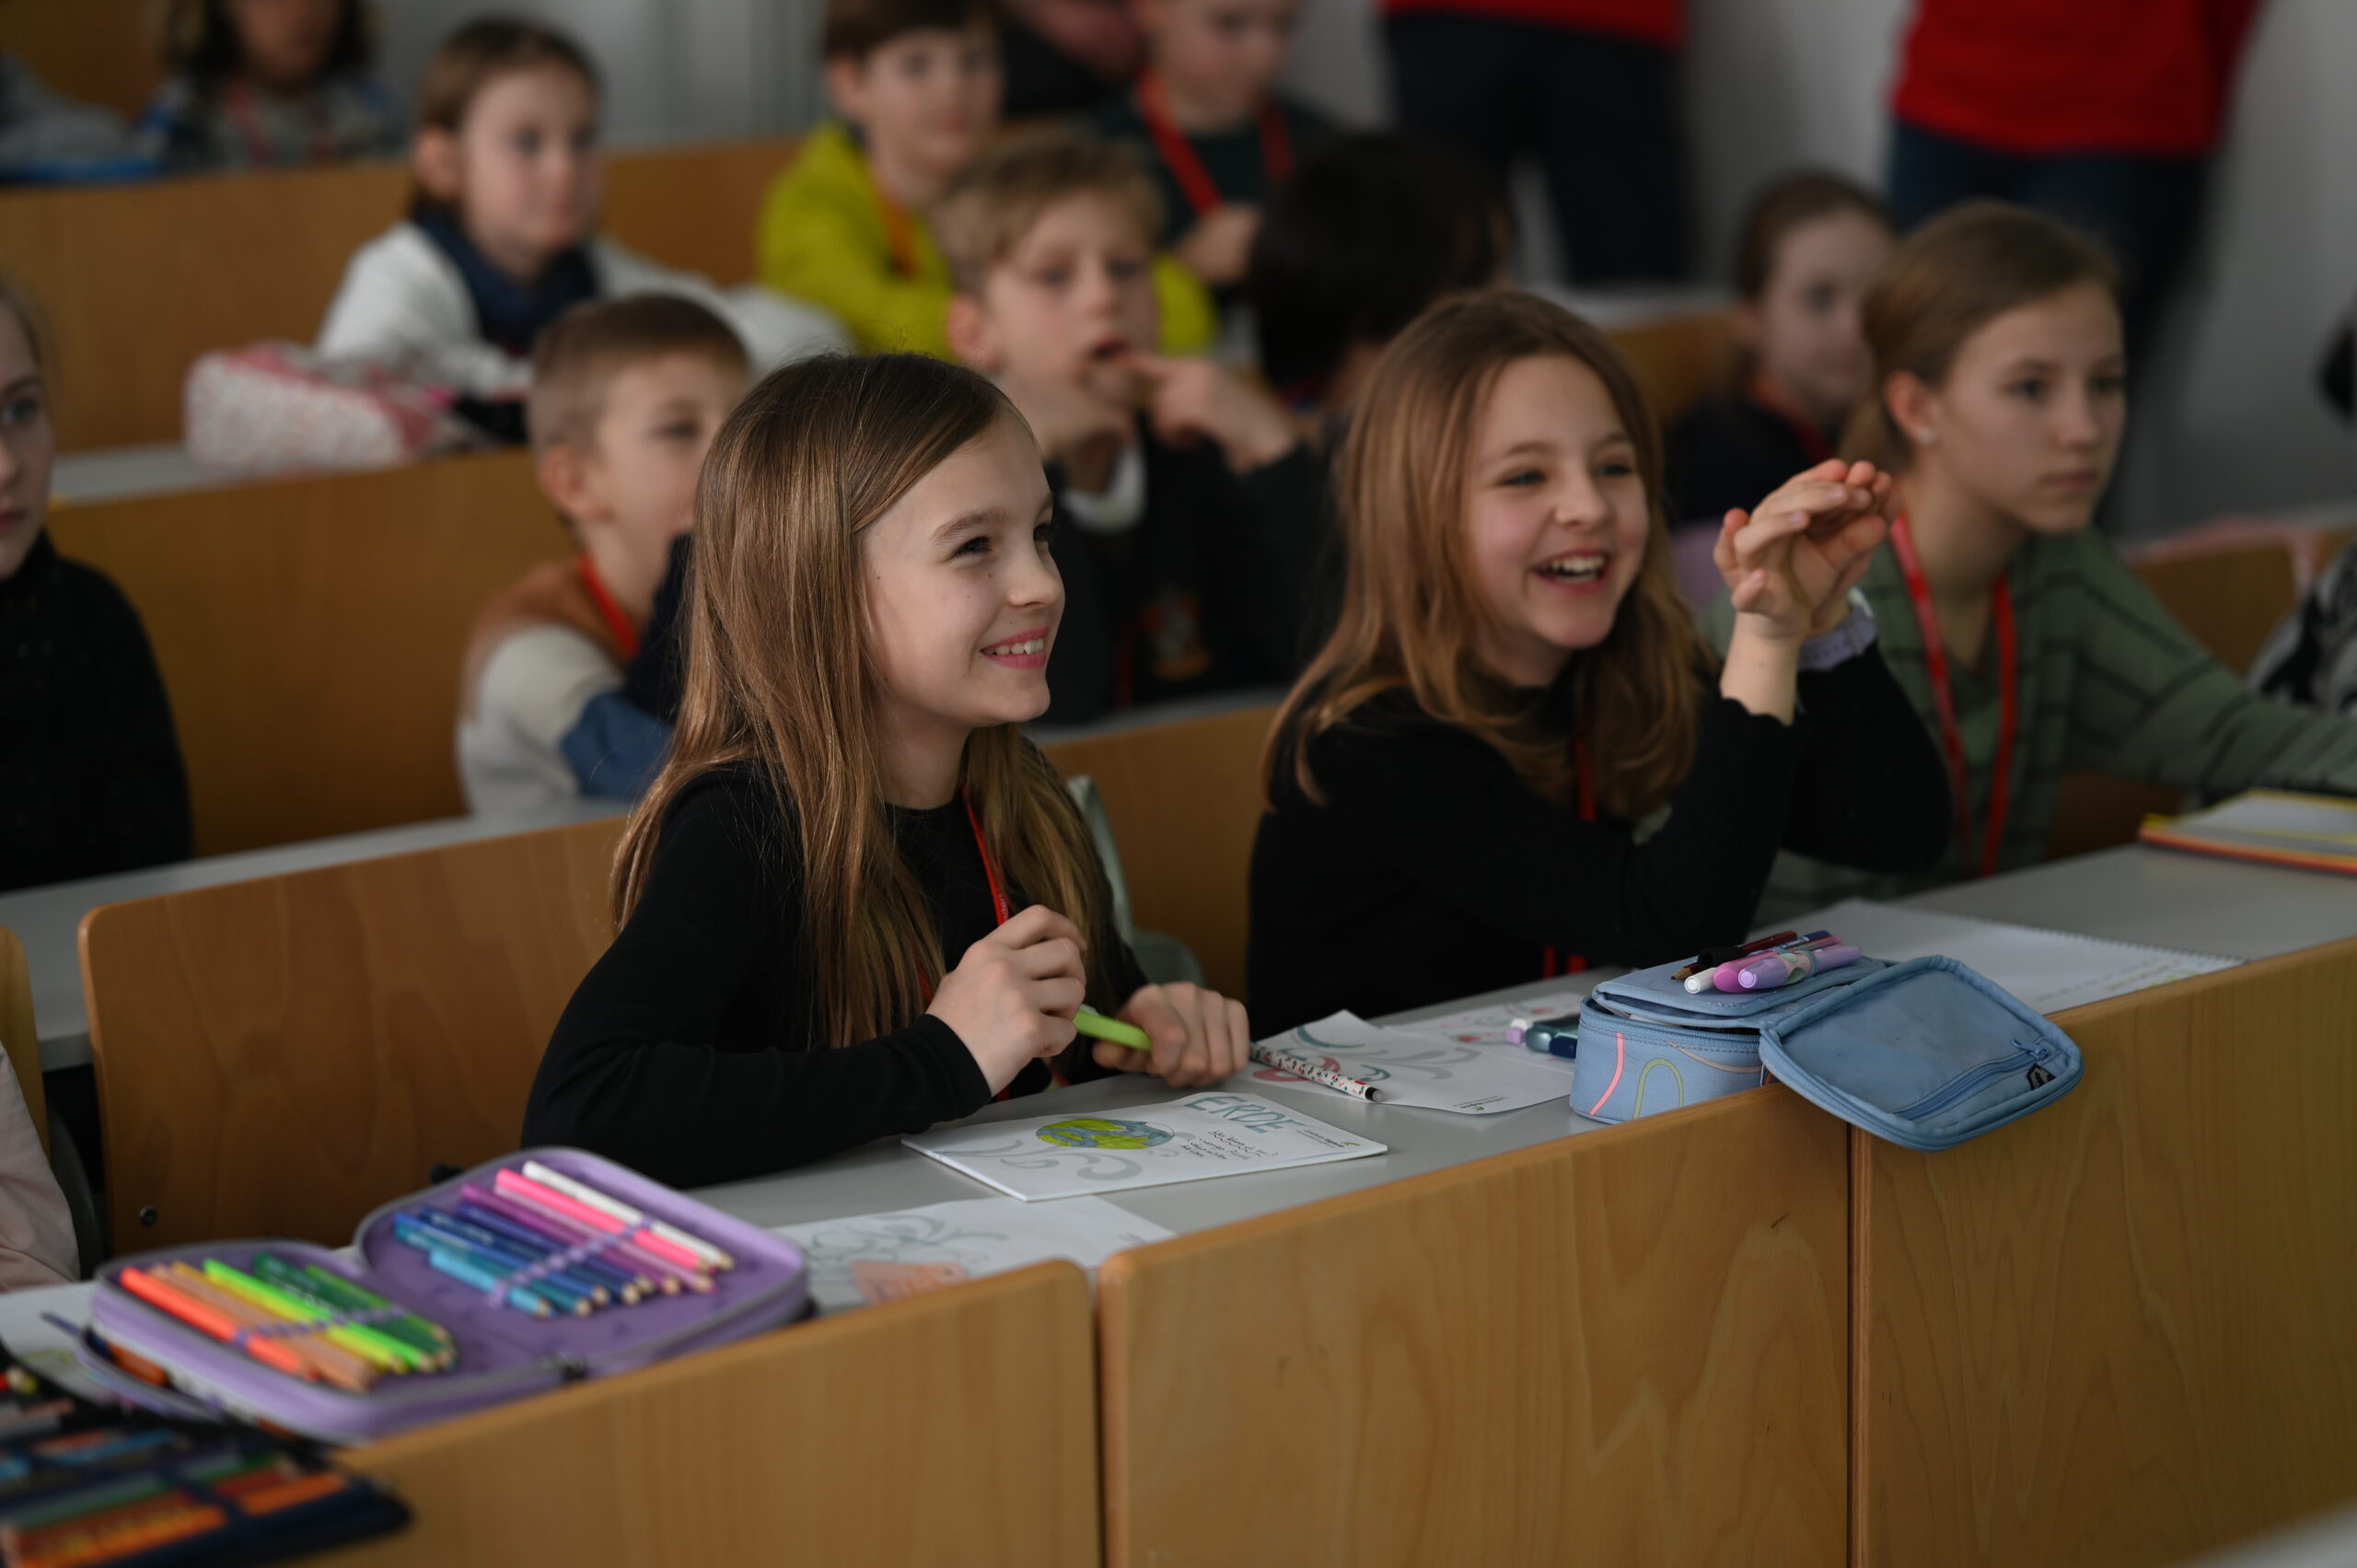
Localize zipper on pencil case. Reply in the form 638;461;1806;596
1894;1041;2053;1121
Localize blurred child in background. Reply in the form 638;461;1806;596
319;17;840;438
140;0;401;171
939;127;1322;720
1665;171;1894;527
761;0;1211;358
459;296;749;814
1092;0;1335;295
0;278;192;895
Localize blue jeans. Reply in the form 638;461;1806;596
1887;120;2206;361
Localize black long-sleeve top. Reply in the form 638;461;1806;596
0;533;192;893
1246;646;1952;1034
522;762;1146;1189
1041;427;1330;723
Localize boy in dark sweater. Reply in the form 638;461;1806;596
0;283;190;892
938;126;1326;722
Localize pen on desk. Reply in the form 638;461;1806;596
1707;934;1840;993
1247;1042;1383;1102
1670;930;1797;983
1732;943;1863;992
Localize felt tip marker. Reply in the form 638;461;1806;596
1734;943;1863;992
1684;931;1830;993
1703;934;1840;993
1073;1006;1153;1052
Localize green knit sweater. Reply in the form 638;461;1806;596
1722;528;2357;913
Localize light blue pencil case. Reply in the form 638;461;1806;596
1572;952;2082;1150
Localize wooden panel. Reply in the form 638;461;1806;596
1101;1087;1850;1567
1612;311;1736;431
0;0;166;118
50;449;562;854
0;930;47;1156
2133;541;2300;677
80;816;622;1252
1854;938;2357;1567
336;1262;1099;1568
0;138;795;449
1044;703;1276;999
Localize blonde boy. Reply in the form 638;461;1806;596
458;296;749;813
938;127;1323;719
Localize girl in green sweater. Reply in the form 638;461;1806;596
1772;201;2357;905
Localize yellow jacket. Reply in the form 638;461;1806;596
757;122;1214;359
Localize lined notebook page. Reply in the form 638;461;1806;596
1782;900;2240;1016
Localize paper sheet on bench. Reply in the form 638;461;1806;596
1782;899;2239;1015
904;1093;1383;1201
773;1197;1172;1314
1249;1010;1577;1114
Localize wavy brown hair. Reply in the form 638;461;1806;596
616;354;1119;1045
1269;290;1709;820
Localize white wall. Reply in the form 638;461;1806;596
1280;0;2357;537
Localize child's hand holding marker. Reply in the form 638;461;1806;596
929;906;1090;1093
1076;985;1251;1086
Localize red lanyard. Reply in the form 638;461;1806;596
575;555;641;660
1134;71;1293;220
226;79;335;168
959;787;1014;927
1890;516;2016;878
1749;373;1832;466
1540;742;1597;979
859;157;921;280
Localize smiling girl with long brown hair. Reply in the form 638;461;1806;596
1248;291;1949;1032
525;352;1246;1188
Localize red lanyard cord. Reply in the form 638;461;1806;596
1890;517;2016;878
1134;70;1294;221
1541;741;1597;980
574;555;642;661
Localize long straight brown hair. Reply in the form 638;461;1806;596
616;354;1118;1045
1270;290;1709;820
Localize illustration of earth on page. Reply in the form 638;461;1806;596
1248;1011;1579;1114
902;1093;1385;1202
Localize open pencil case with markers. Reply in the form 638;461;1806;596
1571;953;2083;1149
76;1148;811;1446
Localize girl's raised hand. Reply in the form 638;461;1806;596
1716;459;1894;641
1093;981;1251;1087
1120;352;1299;473
928;905;1088;1093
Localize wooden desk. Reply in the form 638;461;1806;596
1098;1086;1849;1567
332;1262;1101;1568
1852;935;2357;1568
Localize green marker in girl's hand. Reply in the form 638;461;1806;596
1073;1005;1152;1052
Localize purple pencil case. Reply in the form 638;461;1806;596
77;1148;810;1446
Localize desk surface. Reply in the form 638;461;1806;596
0;801;621;1070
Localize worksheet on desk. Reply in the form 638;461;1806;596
1787;899;2240;1016
1249;1011;1578;1115
773;1196;1172;1314
904;1093;1384;1202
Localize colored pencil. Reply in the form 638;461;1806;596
238;1259;452;1371
450;1199;644;1301
493;1170;714;1293
199;1260;426;1375
400;1209;611;1306
411;1243;553;1318
258;1255;453;1354
390;1219;589;1316
1247;1042;1383;1102
519;1160;734;1272
114;1268;313;1383
459;1185;662;1295
160;1264;376;1391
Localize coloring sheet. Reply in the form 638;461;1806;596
1248;1011;1578;1114
773;1196;1174;1314
903;1093;1384;1202
1387;990;1595;1051
0;1283;101;1400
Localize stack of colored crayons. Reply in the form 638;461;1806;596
113;1257;454;1393
384;1160;737;1321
